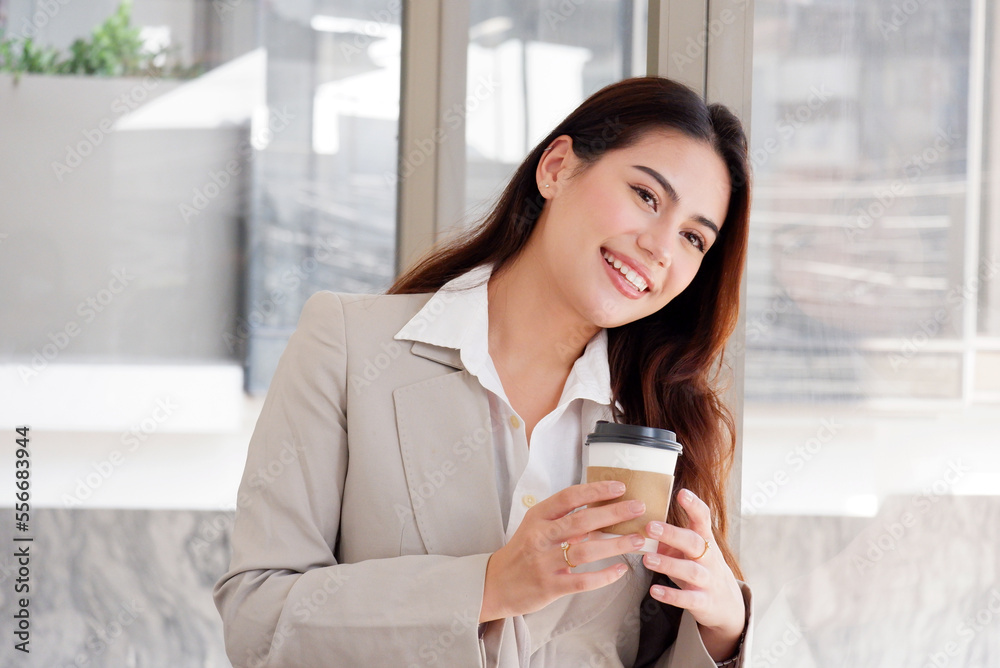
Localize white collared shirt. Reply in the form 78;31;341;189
394;263;613;537
392;264;655;666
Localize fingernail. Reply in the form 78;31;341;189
630;534;646;548
628;500;645;514
609;481;626;494
680;489;693;503
645;553;661;567
616;564;628;576
646;522;663;537
651;585;665;597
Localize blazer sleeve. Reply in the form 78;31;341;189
653;581;754;668
213;292;492;667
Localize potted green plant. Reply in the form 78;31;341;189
0;0;247;381
0;1;200;81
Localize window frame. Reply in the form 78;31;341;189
394;0;755;552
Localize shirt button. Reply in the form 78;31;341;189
509;415;521;429
522;494;536;508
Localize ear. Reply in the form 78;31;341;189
535;134;576;198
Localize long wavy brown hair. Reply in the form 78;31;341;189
388;76;750;580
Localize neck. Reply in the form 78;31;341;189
486;245;601;380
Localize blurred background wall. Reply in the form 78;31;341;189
0;0;998;666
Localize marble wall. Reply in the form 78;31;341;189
0;498;997;666
0;508;234;667
741;496;1000;668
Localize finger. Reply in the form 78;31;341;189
551;499;645;542
648;522;685;559
534;480;626;521
564;533;647;566
642;553;711;589
650;581;710;613
556;562;629;594
656;543;686;560
646;520;709;560
676;488;713;540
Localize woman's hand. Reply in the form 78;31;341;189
643;488;746;662
480;480;648;623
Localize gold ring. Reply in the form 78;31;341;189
693;538;710;560
561;541;577;569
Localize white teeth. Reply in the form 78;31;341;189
603;252;648;292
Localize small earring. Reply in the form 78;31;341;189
544;184;550;188
543;146;554;152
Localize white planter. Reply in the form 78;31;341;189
0;73;247;363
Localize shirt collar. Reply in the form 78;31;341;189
394;263;612;406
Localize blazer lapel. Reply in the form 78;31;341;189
393;342;505;556
408;340;463;370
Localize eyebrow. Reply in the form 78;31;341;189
631;165;720;237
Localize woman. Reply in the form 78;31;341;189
215;76;752;667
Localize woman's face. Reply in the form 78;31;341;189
530;129;732;329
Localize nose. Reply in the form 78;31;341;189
636;225;673;269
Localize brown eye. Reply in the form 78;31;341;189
631;185;658;211
682;231;706;253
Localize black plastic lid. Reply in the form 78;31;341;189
585;420;682;453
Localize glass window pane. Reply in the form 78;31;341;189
464;0;646;217
1;0;256;367
742;1;1000;665
245;1;401;392
0;0;259;434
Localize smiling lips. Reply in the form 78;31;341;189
602;250;649;293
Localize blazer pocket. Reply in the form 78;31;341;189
396;506;427;556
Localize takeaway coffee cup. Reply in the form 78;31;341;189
585;420;683;552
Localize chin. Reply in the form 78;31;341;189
587;302;627;329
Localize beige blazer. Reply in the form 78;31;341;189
214;290;752;667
